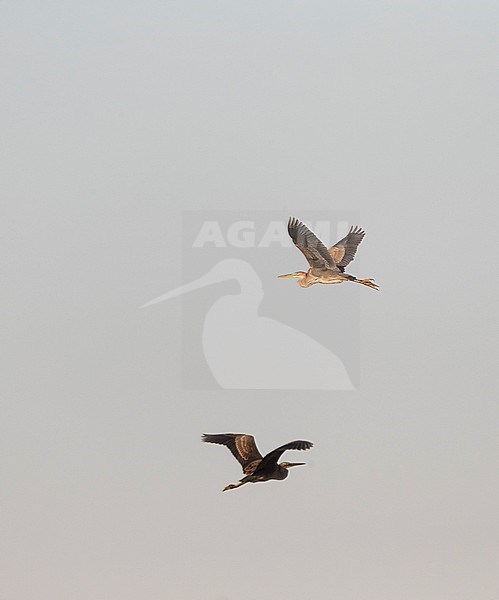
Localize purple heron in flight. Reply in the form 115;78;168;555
279;217;379;289
202;433;313;492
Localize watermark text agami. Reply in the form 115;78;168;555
192;220;350;248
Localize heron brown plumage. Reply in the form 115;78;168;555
202;433;313;492
279;217;379;290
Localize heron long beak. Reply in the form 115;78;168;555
287;462;306;467
278;272;299;279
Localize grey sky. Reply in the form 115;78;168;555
2;1;498;599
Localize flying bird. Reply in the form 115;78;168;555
202;433;313;492
279;217;379;289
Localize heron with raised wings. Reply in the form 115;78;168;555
279;217;379;289
202;433;313;491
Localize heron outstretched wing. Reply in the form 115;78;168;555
288;218;338;272
328;226;365;271
255;440;313;473
202;433;263;474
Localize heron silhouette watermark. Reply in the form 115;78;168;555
142;211;361;390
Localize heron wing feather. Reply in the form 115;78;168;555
288;218;338;272
328;225;366;270
255;440;313;473
202;433;263;473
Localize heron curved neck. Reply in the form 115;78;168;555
276;465;289;479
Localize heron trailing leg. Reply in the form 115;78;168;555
223;481;248;492
203;433;313;492
355;278;379;290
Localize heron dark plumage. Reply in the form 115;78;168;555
278;217;379;289
202;433;313;492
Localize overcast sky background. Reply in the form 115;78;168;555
2;1;498;599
